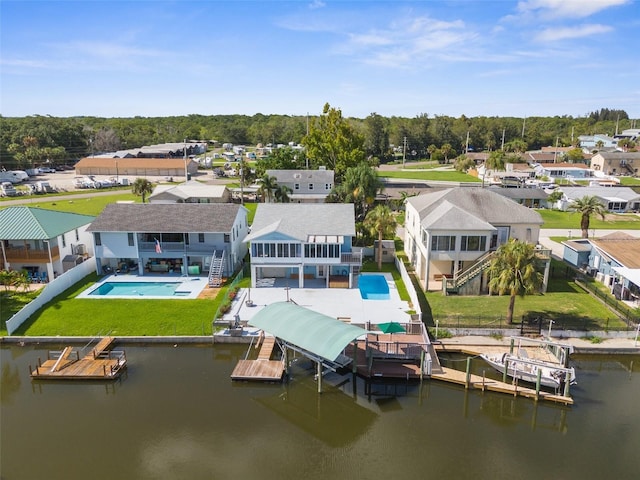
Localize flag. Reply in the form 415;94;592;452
155;238;162;254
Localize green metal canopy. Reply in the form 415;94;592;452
248;302;366;362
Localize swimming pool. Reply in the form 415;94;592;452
358;274;390;300
89;281;189;297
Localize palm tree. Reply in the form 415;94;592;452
257;174;277;203
132;178;153;203
440;143;453;163
488;239;543;324
274;185;291;203
569;195;607;238
363;205;397;270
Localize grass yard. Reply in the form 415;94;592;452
538;209;640;230
377;169;481;183
4;192;140;216
7;273;233;336
425;275;628;330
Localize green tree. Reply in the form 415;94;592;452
132;178;153;203
257;174;277;203
453;154;475;173
363;205;397;270
485;150;507;171
488;239;543;324
569;195;607;238
274;184;292;203
564;148;585;163
329;162;382;223
364;112;389;161
440;143;454;163
303;103;366;179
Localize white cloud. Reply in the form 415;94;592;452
308;0;325;9
535;23;613;42
514;0;629;20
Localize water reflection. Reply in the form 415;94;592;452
1;344;639;480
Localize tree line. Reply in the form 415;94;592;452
0;107;634;170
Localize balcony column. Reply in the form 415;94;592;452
298;265;303;288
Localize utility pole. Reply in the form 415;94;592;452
501;128;505;150
402;136;407;169
465;131;470;154
522;117;526;138
183;138;188;181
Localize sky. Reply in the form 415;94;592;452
1;0;639;119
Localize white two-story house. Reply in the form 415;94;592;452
87;203;248;283
405;188;545;294
244;203;362;288
265;169;334;203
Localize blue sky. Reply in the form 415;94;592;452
1;0;639;119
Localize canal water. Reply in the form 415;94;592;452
1;343;639;480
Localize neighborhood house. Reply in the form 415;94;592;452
87;203;248;284
244;203;362;288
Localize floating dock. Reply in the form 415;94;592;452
30;337;127;380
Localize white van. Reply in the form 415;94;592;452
0;170;29;184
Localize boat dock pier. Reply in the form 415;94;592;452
30;336;127;380
230;333;285;381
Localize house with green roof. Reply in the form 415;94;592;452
0;207;95;281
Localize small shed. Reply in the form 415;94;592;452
373;240;396;263
62;254;84;273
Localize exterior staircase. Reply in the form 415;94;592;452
208;251;225;288
443;251;495;294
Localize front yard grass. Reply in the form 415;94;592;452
538;209;640;230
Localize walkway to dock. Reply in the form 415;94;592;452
30;337;127;380
230;334;285;381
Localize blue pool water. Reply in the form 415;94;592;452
89;281;188;297
358;274;390;300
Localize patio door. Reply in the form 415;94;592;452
317;265;325;278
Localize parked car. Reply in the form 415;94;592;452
38;167;56;173
34;181;54;193
1;182;18;197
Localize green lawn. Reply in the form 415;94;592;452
1;192;140;216
425;275;628;330
538;209;640;230
378;170;480;183
620;177;640;186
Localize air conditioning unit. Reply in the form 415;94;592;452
75;244;87;255
293;173;301;179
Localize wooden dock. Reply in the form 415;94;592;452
30;337;127;380
231;335;285;381
431;367;574;405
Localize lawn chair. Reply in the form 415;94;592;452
40;271;48;283
102;265;114;275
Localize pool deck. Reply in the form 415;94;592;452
222;273;413;327
76;274;209;300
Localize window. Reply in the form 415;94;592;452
431;235;455;251
325;183;332;190
294;183;300;190
75;229;79;241
128;233;134;246
95;232;101;246
460;236;486;251
224;233;230;243
198;233;205;243
308;183;314;190
61;233;66;248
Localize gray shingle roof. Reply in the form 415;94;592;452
0;207;95;240
87;203;244;233
266;169;335;183
406;187;543;226
560;186;640;202
244;204;355;242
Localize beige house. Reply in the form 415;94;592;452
149;181;231;204
74;157;199;179
590;152;640;176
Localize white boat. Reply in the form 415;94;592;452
481;351;576;390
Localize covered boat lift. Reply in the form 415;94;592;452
241;302;367;392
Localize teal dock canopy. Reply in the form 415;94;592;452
248;302;366;362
